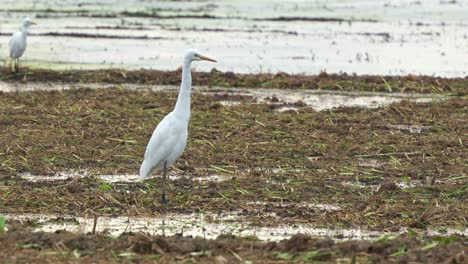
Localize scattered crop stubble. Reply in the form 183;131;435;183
0;0;467;261
0;80;465;231
0;70;466;263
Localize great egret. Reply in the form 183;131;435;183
9;17;37;72
139;49;216;205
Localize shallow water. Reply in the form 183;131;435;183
386;124;433;134
19;171;232;184
0;82;442;111
208;87;439;111
0;0;467;76
3;212;466;241
18;165;457;196
340;179;447;192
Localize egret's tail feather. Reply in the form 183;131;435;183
139;160;151;180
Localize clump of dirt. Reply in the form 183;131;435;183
0;68;466;94
0;231;465;263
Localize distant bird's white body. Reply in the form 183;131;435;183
9;31;27;59
9;17;36;72
139;49;217;199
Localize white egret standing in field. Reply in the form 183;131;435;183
9;17;37;72
139;49;216;205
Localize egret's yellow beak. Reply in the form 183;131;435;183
198;55;217;62
30;22;37;25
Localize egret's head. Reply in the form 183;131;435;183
184;48;217;63
22;17;37;28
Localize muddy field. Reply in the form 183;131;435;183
0;67;466;262
0;231;465;263
1;1;467;262
1;68;467;94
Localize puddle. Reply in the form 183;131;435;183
193;174;233;183
307;156;321;162
387;124;433;134
0;1;466;76
357;159;384;168
20;169;455;192
341;181;381;192
0;82;442;111
221;88;439;111
247;201;341;212
276;106;299;113
341;178;446;192
217;100;241;106
210;87;442;111
2;212;466;242
19;171;233;183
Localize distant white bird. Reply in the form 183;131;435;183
139;49;216;204
9;17;36;72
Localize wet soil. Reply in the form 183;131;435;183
0;231;465;263
1;68;467;94
0;81;466;230
0;70;466;262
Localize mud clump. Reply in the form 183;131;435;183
0;231;464;263
128;233;241;255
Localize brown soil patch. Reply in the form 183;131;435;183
0;231;465;263
1;68;466;94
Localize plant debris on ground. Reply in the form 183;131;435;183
1;68;467;94
0;69;466;262
0;84;466;229
0;231;465;263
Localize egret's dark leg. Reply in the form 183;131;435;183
161;160;168;236
161;160;167;205
15;59;19;72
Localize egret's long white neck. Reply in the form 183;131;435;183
173;58;192;120
21;25;29;36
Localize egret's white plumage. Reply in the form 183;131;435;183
139;48;216;203
9;17;36;72
139;111;189;179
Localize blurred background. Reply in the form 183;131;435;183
0;0;467;76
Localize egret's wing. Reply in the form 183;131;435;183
9;32;24;58
9;32;19;47
140;114;175;177
140;113;187;179
145;119;185;164
143;114;172;160
9;37;15;57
